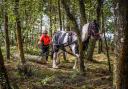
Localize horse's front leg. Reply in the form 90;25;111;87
70;44;79;70
52;52;59;68
73;54;79;69
56;51;61;64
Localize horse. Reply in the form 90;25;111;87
52;20;100;69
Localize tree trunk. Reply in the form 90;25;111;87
87;0;103;61
98;39;103;53
113;1;118;87
49;0;52;37
58;0;67;61
61;0;85;74
87;39;96;61
4;0;10;60
0;47;12;89
14;0;25;64
102;9;111;73
113;0;128;89
97;0;103;54
40;15;43;35
78;0;87;27
58;0;62;30
62;11;65;30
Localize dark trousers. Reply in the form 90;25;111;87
40;44;49;61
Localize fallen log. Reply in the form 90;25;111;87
13;53;47;64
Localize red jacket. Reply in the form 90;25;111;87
40;34;51;46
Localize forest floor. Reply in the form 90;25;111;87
4;49;114;89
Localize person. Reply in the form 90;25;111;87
38;28;51;62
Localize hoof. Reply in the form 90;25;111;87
41;60;48;64
52;65;59;69
56;61;60;65
73;66;76;69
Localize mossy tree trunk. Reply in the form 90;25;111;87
113;0;128;88
4;0;10;60
78;0;87;27
97;0;103;54
14;0;25;64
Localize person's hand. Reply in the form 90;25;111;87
38;41;41;45
38;41;41;47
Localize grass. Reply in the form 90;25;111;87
1;46;113;89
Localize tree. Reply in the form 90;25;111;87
78;0;87;27
87;0;103;61
4;0;10;60
14;0;25;64
61;0;85;74
97;0;104;53
58;0;67;61
113;0;128;88
102;6;111;73
49;0;53;37
0;47;11;89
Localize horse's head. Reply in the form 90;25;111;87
88;20;101;40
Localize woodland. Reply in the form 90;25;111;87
0;0;128;89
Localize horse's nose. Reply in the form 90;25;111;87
98;35;102;40
95;34;101;40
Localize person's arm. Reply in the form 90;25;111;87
49;36;52;45
38;35;44;46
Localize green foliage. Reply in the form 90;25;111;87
103;0;114;33
41;75;55;85
0;0;114;51
25;47;39;55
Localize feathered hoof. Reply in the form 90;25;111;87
52;65;59;69
73;66;77;69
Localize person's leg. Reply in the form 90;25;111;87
45;46;49;61
40;45;48;63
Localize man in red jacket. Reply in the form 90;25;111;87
38;28;51;62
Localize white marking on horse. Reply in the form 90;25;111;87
82;23;89;42
52;21;100;69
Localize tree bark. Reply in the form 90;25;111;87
97;0;103;53
0;47;12;89
49;0;52;37
87;0;103;61
102;9;111;73
4;0;10;60
87;39;96;61
113;0;128;88
14;0;25;64
78;0;87;27
61;0;85;74
58;0;67;61
58;0;62;30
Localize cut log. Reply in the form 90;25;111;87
13;53;47;64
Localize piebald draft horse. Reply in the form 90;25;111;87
52;20;100;69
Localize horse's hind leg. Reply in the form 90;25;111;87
52;52;59;68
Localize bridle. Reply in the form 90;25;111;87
88;22;101;39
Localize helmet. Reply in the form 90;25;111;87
42;27;48;34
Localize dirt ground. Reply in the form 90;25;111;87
4;52;113;89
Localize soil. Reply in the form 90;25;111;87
4;52;113;89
